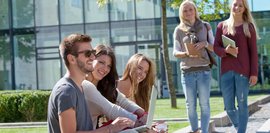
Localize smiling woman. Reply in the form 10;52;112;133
172;1;215;132
83;44;146;129
88;44;118;103
118;53;156;112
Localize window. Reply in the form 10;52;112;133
13;33;36;89
0;33;12;90
0;0;9;29
35;0;58;26
60;0;83;24
12;0;34;28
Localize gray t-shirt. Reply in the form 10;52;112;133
47;77;93;133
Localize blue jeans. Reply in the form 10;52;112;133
181;70;211;133
221;71;249;133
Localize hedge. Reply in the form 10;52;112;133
0;90;51;122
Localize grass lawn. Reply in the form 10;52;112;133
158;94;266;132
0;94;266;133
0;127;47;133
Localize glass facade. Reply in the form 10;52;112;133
84;1;108;23
60;0;83;24
110;0;135;21
0;33;11;90
12;0;34;28
0;0;269;95
0;0;9;29
13;33;36;89
35;0;58;26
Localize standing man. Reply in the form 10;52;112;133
47;33;134;133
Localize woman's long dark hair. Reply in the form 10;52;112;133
94;44;118;103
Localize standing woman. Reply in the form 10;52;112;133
173;0;214;133
118;53;156;112
213;0;258;132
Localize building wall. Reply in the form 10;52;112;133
0;0;269;95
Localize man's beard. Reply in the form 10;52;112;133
76;59;93;74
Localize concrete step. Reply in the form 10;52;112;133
256;118;270;133
213;95;270;127
0;122;47;128
173;120;215;133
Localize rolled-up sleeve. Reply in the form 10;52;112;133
173;27;183;56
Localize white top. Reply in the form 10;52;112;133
82;80;140;129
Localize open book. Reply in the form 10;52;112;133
184;43;201;57
222;35;237;57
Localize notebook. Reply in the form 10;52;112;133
222;35;237;57
132;87;158;132
184;43;201;57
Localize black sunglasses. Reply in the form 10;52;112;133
73;49;96;57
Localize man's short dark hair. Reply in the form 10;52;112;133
59;33;92;67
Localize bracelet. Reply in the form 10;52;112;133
138;112;148;119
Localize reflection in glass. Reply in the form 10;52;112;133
13;34;36;89
137;43;160;78
37;48;59;59
12;0;34;28
36;27;60;61
0;34;12;90
166;4;178;17
60;25;84;40
137;20;161;41
0;0;9;29
86;23;110;47
137;43;162;90
38;60;61;89
84;0;108;23
136;0;160;19
252;0;270;11
60;0;83;24
60;25;84;75
35;0;58;26
36;26;60;47
111;21;136;43
114;45;135;76
110;0;135;21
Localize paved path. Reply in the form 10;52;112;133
214;102;270;133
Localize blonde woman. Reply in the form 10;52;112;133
213;0;259;132
118;53;156;112
173;0;214;132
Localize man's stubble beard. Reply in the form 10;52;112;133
76;59;93;74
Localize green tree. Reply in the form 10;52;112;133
170;0;230;21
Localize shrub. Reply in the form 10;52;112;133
0;90;51;122
0;93;23;122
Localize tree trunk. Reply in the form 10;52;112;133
161;0;177;108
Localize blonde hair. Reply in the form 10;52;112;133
223;0;259;38
178;0;200;29
121;54;156;111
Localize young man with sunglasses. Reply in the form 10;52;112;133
47;33;135;133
